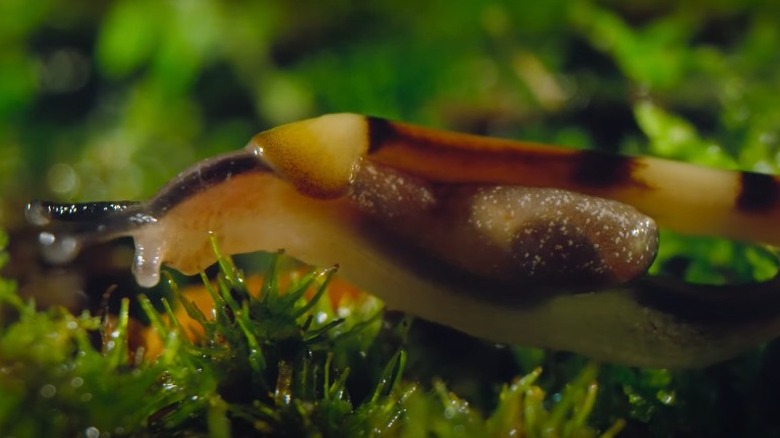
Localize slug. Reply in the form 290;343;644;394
26;113;780;368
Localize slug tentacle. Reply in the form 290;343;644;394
24;200;147;264
24;113;780;367
25;200;141;226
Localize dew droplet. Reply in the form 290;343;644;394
47;162;79;195
25;201;52;226
40;384;57;398
39;231;81;264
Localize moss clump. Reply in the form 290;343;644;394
0;233;611;436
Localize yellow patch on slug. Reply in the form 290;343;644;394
246;113;369;199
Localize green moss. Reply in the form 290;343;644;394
0;232;611;436
4;1;780;436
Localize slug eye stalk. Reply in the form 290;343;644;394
26;113;780;368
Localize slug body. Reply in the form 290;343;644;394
27;113;780;368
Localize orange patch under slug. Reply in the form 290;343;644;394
140;271;367;361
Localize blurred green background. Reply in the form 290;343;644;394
3;0;780;218
3;0;780;435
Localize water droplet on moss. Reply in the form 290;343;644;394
39;231;81;264
40;384;56;398
84;426;100;438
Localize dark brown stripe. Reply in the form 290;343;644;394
634;274;780;324
737;171;779;212
148;150;267;216
571;151;643;189
366;116;398;153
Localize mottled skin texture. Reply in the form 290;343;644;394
25;113;780;368
350;162;657;291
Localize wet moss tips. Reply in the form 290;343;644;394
134;236;407;435
0;231;612;436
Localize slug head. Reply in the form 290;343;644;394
25;200;165;287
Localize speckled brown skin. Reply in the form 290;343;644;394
350;162;657;291
25;114;780;368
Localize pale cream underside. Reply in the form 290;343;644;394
630;158;777;244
